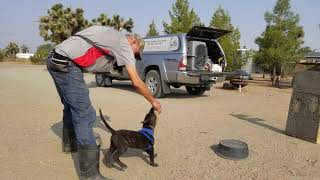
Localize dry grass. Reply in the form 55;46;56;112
250;73;293;89
0;58;32;64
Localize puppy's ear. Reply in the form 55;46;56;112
149;107;154;113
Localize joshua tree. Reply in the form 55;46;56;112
92;13;112;26
5;42;20;58
39;3;88;44
110;14;134;32
21;45;30;53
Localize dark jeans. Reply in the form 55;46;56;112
47;57;96;145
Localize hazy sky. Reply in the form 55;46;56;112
0;0;318;52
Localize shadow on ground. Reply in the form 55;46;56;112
51;114;111;140
248;78;292;89
230;113;284;134
100;148;154;171
51;115;112;179
51;114;154;175
70;152;112;179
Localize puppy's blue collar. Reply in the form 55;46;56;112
138;128;154;150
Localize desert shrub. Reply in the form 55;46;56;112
30;44;54;65
4;42;19;59
0;49;4;62
30;54;45;64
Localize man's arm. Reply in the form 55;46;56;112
125;65;162;113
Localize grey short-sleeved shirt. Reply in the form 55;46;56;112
55;26;136;72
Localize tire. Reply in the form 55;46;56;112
230;79;248;88
95;74;112;87
95;74;106;87
230;83;247;88
186;86;206;96
145;70;164;98
104;76;112;87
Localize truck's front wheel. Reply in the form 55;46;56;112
186;86;206;96
95;74;112;87
145;70;164;98
95;74;105;87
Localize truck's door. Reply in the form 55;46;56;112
135;56;145;79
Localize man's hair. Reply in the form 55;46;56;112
126;34;145;52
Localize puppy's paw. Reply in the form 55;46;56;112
150;163;158;167
117;162;127;169
104;156;113;168
106;161;113;168
120;164;127;169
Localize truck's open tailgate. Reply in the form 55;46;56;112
186;70;248;77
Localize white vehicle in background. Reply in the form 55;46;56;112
16;53;34;59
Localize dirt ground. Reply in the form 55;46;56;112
0;63;319;180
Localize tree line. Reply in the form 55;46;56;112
0;43;30;62
30;0;243;68
1;0;311;86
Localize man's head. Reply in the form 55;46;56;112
126;34;145;60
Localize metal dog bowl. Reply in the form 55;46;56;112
213;139;249;160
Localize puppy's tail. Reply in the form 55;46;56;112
99;109;116;134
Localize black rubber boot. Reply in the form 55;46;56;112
62;126;77;153
78;144;107;180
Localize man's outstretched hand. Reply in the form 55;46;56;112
126;65;163;114
151;99;162;114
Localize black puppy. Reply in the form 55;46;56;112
99;108;158;169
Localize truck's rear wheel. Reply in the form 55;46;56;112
186;86;206;96
145;70;164;98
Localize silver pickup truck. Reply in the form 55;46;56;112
95;26;241;98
